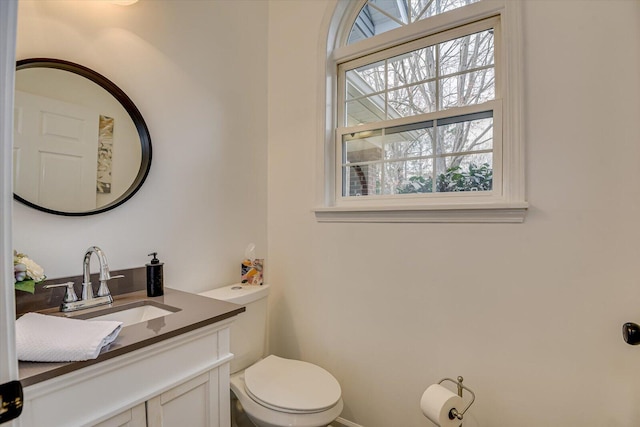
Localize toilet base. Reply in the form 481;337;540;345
231;390;340;427
231;390;257;427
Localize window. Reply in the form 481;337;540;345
316;0;527;223
339;19;497;198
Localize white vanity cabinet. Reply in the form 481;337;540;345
20;319;234;427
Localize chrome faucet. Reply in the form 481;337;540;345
45;246;123;312
83;246;113;300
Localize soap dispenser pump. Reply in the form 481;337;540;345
146;252;164;297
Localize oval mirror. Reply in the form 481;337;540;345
13;58;151;216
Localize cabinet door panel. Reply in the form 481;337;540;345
93;403;146;427
147;371;216;427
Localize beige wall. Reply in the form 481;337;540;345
14;0;268;289
267;1;640;426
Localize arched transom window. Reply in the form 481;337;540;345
347;0;481;44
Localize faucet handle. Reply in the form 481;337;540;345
97;274;124;297
43;282;78;303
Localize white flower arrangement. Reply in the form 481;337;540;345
14;251;46;293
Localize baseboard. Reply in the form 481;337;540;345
330;417;364;427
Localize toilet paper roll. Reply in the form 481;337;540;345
420;384;464;427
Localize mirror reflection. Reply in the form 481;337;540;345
13;59;151;216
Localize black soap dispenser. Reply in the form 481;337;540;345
146;252;164;297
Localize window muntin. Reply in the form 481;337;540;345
338;18;498;200
347;0;482;45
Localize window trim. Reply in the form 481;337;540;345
314;0;527;223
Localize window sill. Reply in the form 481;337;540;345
313;203;528;223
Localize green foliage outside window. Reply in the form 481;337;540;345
397;163;492;194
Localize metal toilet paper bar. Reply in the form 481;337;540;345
438;376;476;422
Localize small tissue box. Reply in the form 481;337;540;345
241;259;264;286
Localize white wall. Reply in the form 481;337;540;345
267;1;640;426
14;0;268;290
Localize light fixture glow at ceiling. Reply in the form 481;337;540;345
106;0;139;5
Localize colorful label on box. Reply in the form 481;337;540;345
241;259;264;286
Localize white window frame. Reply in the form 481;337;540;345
315;0;527;223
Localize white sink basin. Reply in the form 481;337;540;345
75;301;180;327
90;305;174;327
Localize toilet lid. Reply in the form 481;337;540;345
244;355;341;413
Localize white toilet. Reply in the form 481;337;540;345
200;283;343;427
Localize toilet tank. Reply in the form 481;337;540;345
199;283;270;374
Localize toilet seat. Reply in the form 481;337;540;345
231;370;344;427
244;355;342;414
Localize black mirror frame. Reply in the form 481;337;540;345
14;58;152;216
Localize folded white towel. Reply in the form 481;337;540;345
16;312;123;362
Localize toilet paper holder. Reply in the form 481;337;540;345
438;376;476;421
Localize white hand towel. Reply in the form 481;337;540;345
16;312;123;362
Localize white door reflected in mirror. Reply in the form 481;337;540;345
14;91;99;212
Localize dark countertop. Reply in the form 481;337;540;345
19;287;245;387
